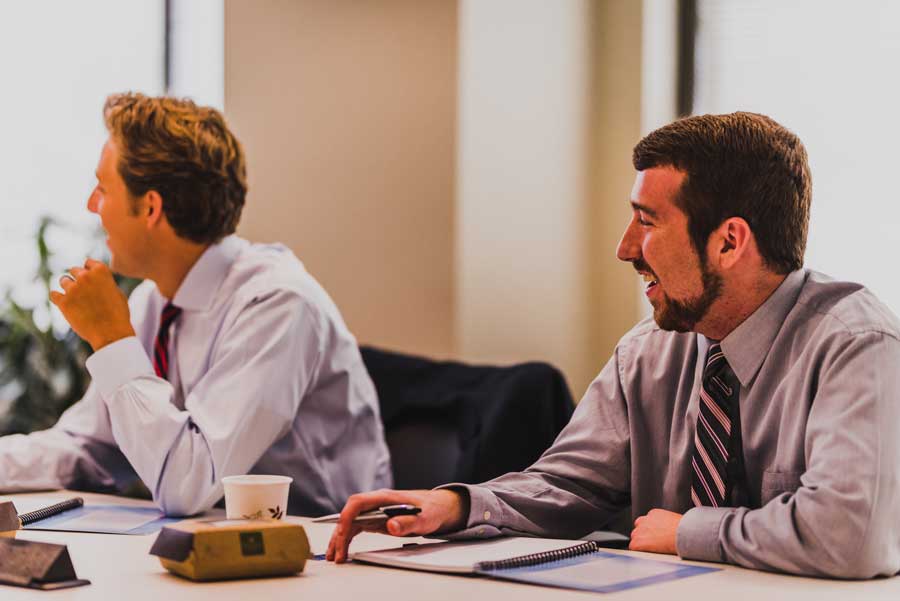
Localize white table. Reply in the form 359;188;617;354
3;491;898;600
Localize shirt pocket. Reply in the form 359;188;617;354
760;469;803;504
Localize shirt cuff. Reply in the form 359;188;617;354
676;506;733;563
433;483;504;540
85;336;155;399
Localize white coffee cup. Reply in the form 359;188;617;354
222;475;292;520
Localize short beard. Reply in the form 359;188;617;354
654;261;723;332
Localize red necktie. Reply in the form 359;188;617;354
153;303;182;380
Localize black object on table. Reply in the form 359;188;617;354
0;537;90;590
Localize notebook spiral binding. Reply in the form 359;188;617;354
475;541;599;572
19;498;84;526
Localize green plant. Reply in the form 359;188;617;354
0;217;140;435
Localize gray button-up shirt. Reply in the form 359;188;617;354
448;270;900;578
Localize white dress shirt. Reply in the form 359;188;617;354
0;235;392;516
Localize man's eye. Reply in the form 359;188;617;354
638;216;651;226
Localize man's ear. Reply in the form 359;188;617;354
712;217;753;269
143;190;164;228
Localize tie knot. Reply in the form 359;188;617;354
705;343;725;369
160;303;182;327
704;343;735;395
154;303;181;381
704;343;733;384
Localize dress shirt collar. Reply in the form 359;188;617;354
708;269;807;388
169;235;243;312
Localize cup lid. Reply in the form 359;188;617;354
222;475;293;485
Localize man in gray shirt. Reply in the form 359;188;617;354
327;112;900;578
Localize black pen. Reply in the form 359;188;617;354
312;504;421;524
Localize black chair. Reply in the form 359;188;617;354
360;346;575;490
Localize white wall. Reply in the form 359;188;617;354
169;0;225;109
457;0;643;395
693;0;900;314
0;0;165;331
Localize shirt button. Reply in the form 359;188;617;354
483;511;491;520
477;528;485;536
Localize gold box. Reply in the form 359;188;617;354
150;518;310;581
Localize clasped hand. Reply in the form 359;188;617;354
628;508;682;555
49;259;135;351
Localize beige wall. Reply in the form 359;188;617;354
225;0;458;359
586;0;646;387
225;0;645;397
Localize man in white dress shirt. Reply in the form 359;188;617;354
0;92;392;516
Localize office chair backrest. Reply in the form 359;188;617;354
360;346;575;490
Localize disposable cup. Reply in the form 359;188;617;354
222;475;292;520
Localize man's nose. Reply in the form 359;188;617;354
87;189;99;213
616;218;640;263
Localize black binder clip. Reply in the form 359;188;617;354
0;502;90;591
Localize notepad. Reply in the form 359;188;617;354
15;498;179;535
352;537;718;593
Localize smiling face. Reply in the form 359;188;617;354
616;166;723;333
87;138;153;278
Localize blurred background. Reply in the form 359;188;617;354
1;0;898;401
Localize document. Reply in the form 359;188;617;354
352;537;718;593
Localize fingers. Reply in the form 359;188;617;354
326;522;363;563
630;512;646;550
627;509;681;555
328;490;401;563
629;525;646;551
324;488;463;563
58;266;89;292
49;290;64;307
386;515;420;536
84;258;107;270
327;489;432;563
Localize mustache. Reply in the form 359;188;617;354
631;259;656;278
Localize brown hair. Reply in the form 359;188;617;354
632;112;811;274
103;92;247;244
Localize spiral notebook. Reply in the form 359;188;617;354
352;537;718;593
14;497;178;535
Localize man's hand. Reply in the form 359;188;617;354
629;508;682;555
49;259;135;351
326;489;469;564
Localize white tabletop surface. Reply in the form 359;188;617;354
2;491;898;600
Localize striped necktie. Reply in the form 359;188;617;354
153;302;182;381
691;343;738;507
